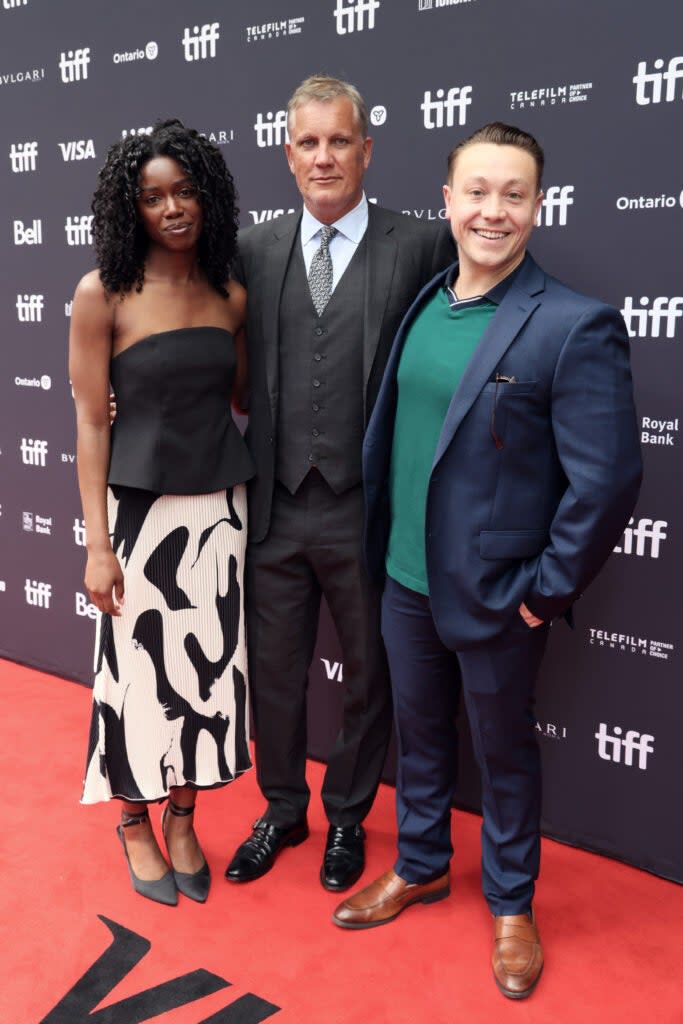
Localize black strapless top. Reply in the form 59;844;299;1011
108;327;254;495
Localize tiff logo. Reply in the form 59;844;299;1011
334;0;380;34
633;56;683;105
421;86;472;128
73;517;86;546
613;517;667;559
20;437;48;466
595;723;654;770
621;296;683;339
16;293;44;322
537;185;574;226
9;141;37;172
182;23;220;61
25;578;52;608
59;47;91;83
13;218;42;245
65;215;93;245
254;110;288;148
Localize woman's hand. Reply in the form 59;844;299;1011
85;549;125;616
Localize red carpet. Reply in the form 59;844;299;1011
2;658;681;1023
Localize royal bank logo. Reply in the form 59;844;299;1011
421;85;472;129
182;23;220;61
59;47;91;83
73;517;86;546
246;18;304;42
616;189;683;213
13;218;42;245
16;293;44;321
59;139;96;161
65;214;93;245
248;207;296;224
254;110;289;148
9;140;37;172
536;185;574;227
595;723;654;770
640;415;678;448
622;296;682;339
418;0;476;9
588;627;674;661
15;374;51;389
0;66;44;86
334;0;379;34
321;657;344;682
25;578;52;608
613;517;667;559
20;437;47;466
113;41;158;64
509;80;592;111
633;56;683;106
23;511;52;535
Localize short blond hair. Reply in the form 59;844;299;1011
287;74;369;137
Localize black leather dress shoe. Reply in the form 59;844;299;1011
225;818;309;882
320;824;366;892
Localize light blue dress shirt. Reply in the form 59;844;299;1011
300;194;369;292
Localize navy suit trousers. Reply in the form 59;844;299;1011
381;576;550;916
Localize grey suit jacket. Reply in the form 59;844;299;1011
234;205;455;542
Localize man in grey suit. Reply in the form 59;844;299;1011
225;76;454;891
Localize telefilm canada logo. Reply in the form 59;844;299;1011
59;47;90;83
16;293;44;321
640;415;678;448
588;628;674;662
112;41;158;65
246;17;304;42
182;23;220;61
595;724;654;770
509;80;592;110
622;296;682;339
9;141;37;172
254;110;288;148
334;0;379;35
422;85;473;128
633;56;683;106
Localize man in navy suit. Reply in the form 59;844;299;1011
331;123;642;999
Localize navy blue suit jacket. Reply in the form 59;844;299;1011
363;253;642;650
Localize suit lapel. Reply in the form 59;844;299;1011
262;213;301;404
362;209;398;419
433;262;544;467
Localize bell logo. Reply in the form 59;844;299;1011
59;47;91;83
536;185;574;227
421;86;472;129
182;23;220;61
621;296;683;339
16;293;44;322
20;437;48;466
65;215;94;245
254;110;289;148
633;56;683;105
595;723;654;770
9;141;37;172
334;0;380;34
13;219;42;245
75;592;97;618
25;579;52;608
613;517;667;559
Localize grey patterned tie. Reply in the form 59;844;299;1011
308;225;338;316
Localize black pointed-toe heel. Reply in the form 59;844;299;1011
117;809;177;906
162;800;211;903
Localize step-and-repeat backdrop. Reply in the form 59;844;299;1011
1;0;680;883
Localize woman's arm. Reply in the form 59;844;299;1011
228;279;249;414
68;271;124;615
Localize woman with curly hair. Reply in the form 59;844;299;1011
70;119;254;906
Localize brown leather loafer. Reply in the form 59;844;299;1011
492;911;543;999
332;868;450;930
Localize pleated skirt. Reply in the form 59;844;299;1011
81;484;251;804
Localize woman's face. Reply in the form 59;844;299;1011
136;155;203;250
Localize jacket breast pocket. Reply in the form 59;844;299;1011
479;528;549;560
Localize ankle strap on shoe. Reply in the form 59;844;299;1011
120;809;149;828
167;799;196;817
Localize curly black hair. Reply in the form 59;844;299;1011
91;118;239;296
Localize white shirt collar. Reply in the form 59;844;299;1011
300;193;369;245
